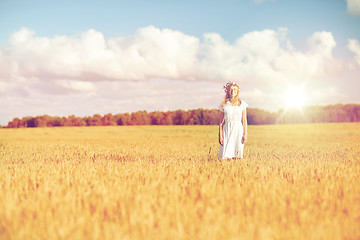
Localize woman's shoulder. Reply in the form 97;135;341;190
222;101;232;106
219;101;229;111
240;100;248;108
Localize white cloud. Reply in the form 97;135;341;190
0;26;340;86
347;38;360;68
346;0;360;16
197;29;340;83
55;79;96;92
0;26;347;125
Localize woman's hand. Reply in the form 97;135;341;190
242;135;247;144
219;135;224;146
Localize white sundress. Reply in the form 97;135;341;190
218;100;248;159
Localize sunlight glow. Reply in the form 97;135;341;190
284;87;307;109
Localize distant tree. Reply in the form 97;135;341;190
5;104;360;128
26;118;37;127
117;113;131;125
205;109;221;125
266;112;277;124
181;111;191;125
189;110;201;125
8;118;22;128
102;113;116;126
149;112;161;125
161;112;173;125
130;111;151;125
173;110;184;125
248;108;269;125
89;114;102;126
52;117;64;127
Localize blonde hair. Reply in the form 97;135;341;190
221;83;241;107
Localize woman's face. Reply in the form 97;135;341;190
229;85;239;98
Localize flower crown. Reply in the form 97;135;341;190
223;81;239;93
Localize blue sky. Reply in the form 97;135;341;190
1;0;358;45
0;0;360;125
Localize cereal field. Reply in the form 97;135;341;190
1;123;360;240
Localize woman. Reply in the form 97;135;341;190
218;82;248;159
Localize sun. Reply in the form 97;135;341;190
284;87;306;109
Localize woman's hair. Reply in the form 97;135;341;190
221;82;241;107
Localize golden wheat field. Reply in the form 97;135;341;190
0;123;360;240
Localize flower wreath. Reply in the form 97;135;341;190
223;81;239;94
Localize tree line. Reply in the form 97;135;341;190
5;104;360;128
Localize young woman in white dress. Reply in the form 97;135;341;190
218;82;248;159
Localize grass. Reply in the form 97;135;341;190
0;123;360;239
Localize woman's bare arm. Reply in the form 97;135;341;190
242;109;247;144
218;111;224;145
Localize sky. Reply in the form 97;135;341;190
0;0;360;125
